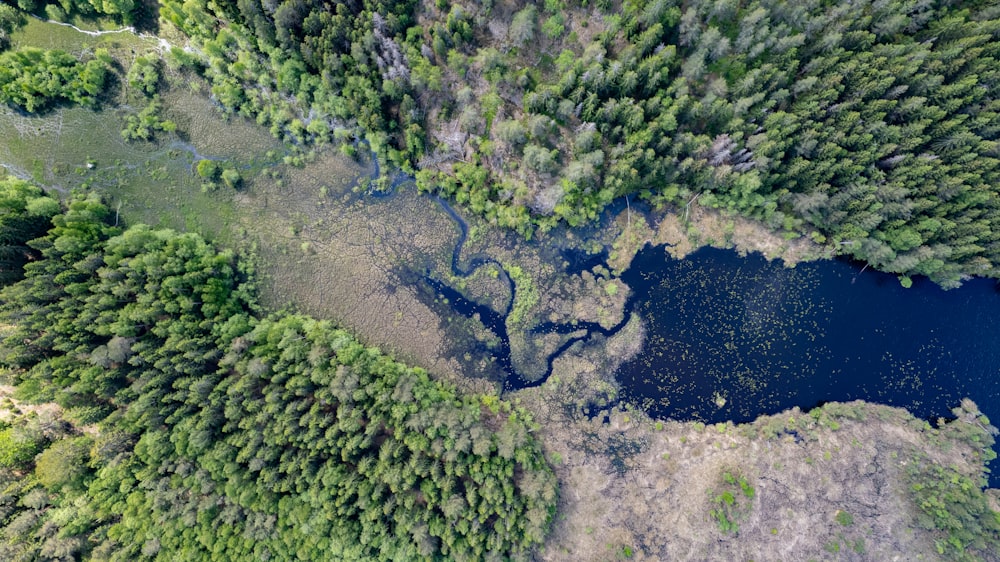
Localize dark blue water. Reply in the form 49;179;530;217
618;244;1000;484
561;247;609;276
392;177;1000;484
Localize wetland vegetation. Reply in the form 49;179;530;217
1;3;1000;561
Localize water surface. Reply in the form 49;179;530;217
618;244;1000;483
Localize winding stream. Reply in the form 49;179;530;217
424;196;632;392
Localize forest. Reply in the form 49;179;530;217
0;179;557;560
1;1;999;559
144;0;1000;287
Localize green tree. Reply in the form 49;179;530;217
35;436;93;493
509;5;537;44
0;178;59;286
125;54;160;96
0;427;41;468
221;167;241;189
195;159;219;180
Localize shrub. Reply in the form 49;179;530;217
708;470;755;534
195;159;219;180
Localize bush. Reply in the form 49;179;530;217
121;96;176;141
221;168;241;189
0;427;40;468
126;55;161;96
195;159;219;180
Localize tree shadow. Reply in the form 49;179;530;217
132;0;160;34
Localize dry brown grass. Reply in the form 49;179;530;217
231;151;495;389
509;333;995;562
654;203;825;266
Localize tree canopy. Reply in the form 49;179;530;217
0;186;557;560
0;178;60;286
13;0;137;24
0;47;110;113
155;0;1000;286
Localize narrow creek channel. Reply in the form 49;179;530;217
424;195;632;392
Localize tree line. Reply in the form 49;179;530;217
11;0;138;25
153;0;1000;287
0;179;557;560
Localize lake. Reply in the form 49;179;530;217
617;244;1000;484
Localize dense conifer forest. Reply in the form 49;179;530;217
0;180;557;560
8;0;138;24
151;0;1000;286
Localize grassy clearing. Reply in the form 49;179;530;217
1;19;276;247
12;17;153;54
230;149;487;386
0;103;236;236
